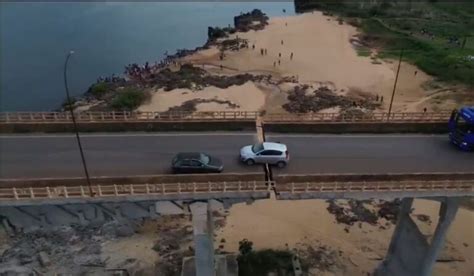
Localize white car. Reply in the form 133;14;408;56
240;142;289;168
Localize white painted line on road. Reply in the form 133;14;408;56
0;132;258;139
267;134;444;138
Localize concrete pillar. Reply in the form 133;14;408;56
384;198;413;263
190;202;215;276
420;198;459;276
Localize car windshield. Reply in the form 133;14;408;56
200;153;210;165
251;143;264;153
457;115;474;134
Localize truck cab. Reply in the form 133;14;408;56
448;107;474;151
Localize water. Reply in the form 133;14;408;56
0;2;294;111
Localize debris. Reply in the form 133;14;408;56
38;251;51;267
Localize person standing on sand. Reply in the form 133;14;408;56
252;44;255;50
273;61;276;67
278;60;281;65
279;52;281;58
414;70;418;76
264;49;267;55
281;40;284;45
290;52;294;60
261;48;264;56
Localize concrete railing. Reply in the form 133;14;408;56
263;112;452;123
276;180;474;200
0;111;259;123
0;181;271;201
0;111;452;123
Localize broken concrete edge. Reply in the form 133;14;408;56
0;173;266;188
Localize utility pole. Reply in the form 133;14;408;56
64;51;94;197
387;48;404;121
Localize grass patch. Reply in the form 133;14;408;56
237;239;297;276
111;88;150;110
296;0;474;86
356;47;371;57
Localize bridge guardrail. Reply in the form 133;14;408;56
277;180;474;194
263;112;452;123
0;181;271;201
0;111;452;123
0;111;259;123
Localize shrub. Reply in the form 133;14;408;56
89;82;109;98
111;88;150;110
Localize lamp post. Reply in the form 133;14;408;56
64;51;93;197
387;48;404;121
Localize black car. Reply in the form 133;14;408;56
171;152;224;174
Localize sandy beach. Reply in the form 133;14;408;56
140;11;472;114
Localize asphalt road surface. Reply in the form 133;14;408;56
0;132;261;179
267;134;474;174
0;133;472;179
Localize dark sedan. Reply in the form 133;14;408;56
171;152;224;174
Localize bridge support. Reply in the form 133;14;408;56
375;197;459;276
189;202;215;276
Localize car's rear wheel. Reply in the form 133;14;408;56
276;161;286;168
246;159;255;166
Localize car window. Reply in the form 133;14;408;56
260;150;282;156
180;160;192;166
190;160;202;167
200;153;210;165
252;143;264;153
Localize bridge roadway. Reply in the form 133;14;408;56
0;133;473;179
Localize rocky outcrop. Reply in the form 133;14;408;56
234;9;269;32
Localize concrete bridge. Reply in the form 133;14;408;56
1;111;472;275
1;172;472;276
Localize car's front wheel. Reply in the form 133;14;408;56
246;159;255;166
276;161;287;168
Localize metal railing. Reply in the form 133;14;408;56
0;181;270;201
277;180;474;194
0;111;259;123
263;112;452;123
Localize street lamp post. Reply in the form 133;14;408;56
387;48;404;121
64;51;94;197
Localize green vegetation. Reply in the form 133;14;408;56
295;0;474;86
111;88;149;110
89;82;110;98
237;239;296;276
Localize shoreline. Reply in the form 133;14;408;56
68;8;472;116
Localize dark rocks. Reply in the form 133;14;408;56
283;85;380;114
115;224;135;238
234;9;269;32
377;200;401;224
415;214;431;224
38;251;51;267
